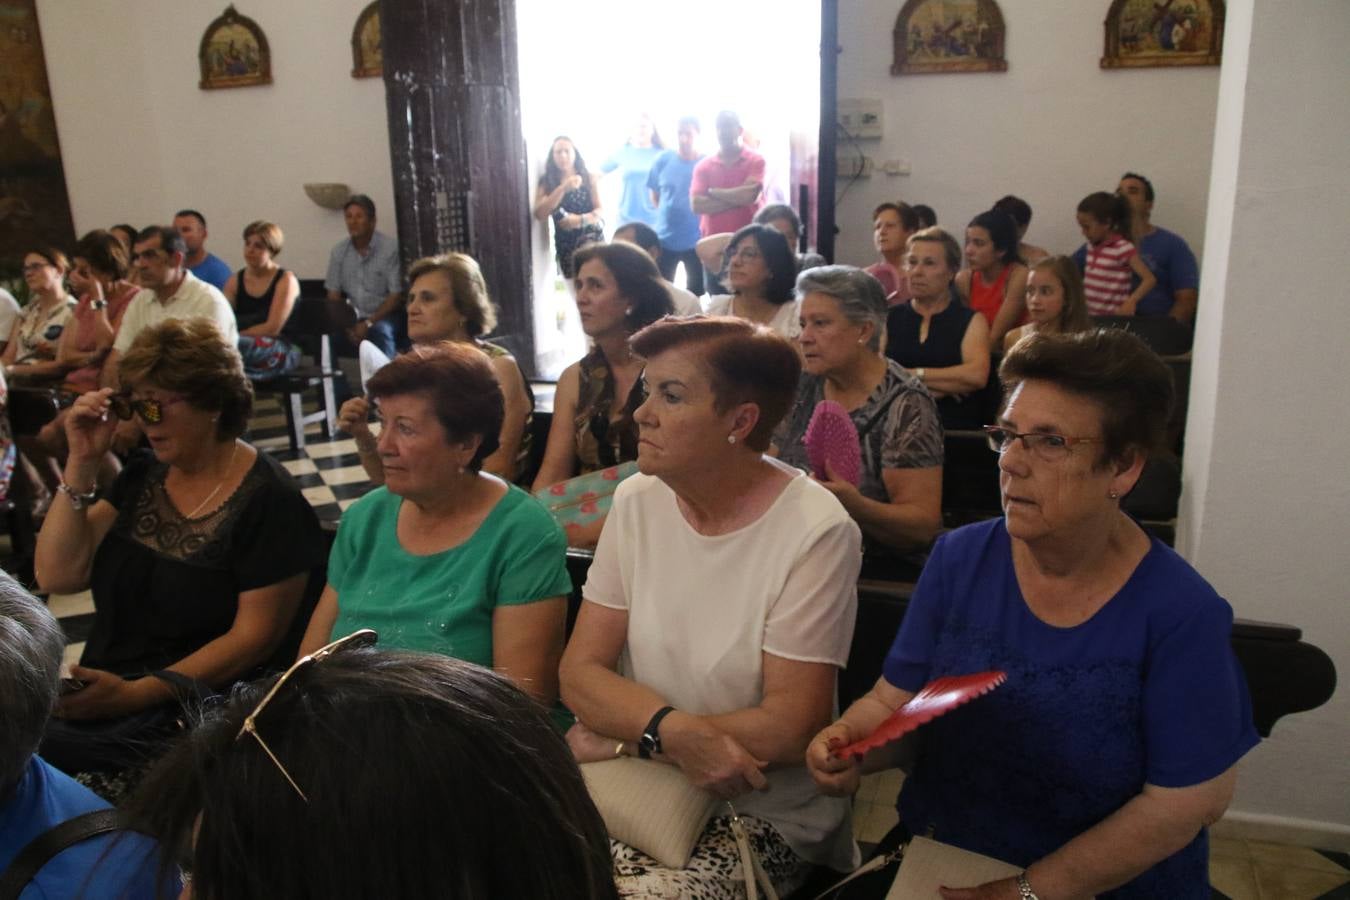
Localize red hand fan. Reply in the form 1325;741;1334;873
804;400;862;486
835;670;1007;760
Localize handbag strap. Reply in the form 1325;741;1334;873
727;804;779;900
0;809;123;900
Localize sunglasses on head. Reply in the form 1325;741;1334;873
235;629;379;802
108;392;187;424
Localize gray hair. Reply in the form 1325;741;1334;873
795;265;889;352
0;573;65;790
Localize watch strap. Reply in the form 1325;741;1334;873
638;705;675;759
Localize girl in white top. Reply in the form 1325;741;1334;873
702;224;802;341
561;317;861;898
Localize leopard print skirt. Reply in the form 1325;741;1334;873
612;814;809;899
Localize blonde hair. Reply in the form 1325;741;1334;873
118;318;253;440
242;220;284;256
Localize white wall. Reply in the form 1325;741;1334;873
39;0;394;280
834;3;1220;266
1179;0;1350;841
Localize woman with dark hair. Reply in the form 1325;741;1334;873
3;245;76;384
302;343;572;714
126;647;619;900
776;266;943;567
955;209;1029;351
885;228;991;430
35;319;325;779
561;316;862;897
992;194;1049;266
532;242;672;545
339;252;534;483
1003;255;1091;352
704;223;800;339
809;329;1258;900
56;231;138;396
534;135;604;279
223;220;301;380
109;224;138;254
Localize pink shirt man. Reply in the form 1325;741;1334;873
690;148;766;237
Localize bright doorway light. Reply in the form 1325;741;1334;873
517;0;822;377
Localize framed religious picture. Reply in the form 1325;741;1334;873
1101;0;1224;68
198;5;272;90
892;0;1007;75
351;2;383;78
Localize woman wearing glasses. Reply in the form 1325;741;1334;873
806;330;1258;900
128;646;619;899
302;343;572;715
2;245;77;383
704;223;802;339
35;319;326;782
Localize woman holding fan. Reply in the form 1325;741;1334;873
806;330;1258;900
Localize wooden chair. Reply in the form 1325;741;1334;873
253;297;357;452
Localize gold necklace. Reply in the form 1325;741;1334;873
183;443;240;519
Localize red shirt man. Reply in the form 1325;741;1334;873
689;110;765;237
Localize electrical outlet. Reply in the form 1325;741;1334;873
837;98;884;139
883;158;912;176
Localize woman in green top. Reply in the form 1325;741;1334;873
300;343;572;709
338;252;534;483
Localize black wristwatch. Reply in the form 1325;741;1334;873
638;706;675;759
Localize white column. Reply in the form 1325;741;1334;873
1178;0;1350;842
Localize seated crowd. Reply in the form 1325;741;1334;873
0;154;1245;900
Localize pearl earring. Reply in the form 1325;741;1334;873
727;434;737;445
1108;489;1119;500
626;306;633;315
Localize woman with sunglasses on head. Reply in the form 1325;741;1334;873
807;330;1258;900
34;318;325;782
125;646;618;900
2;245;77;384
704;223;801;339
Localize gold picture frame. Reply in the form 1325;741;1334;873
198;5;272;90
351;2;383;79
1101;0;1224;69
892;0;1007;76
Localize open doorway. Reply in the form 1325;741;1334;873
516;0;824;377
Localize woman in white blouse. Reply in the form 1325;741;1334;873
703;224;803;340
560;315;862;898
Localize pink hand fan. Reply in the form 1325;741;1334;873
804;400;862;486
835;670;1007;760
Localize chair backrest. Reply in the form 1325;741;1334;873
1090;315;1193;357
286;296;358;336
298;278;328;300
7;388;62;436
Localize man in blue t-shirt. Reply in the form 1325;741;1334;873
1117;173;1200;322
646;116;706;295
174;209;232;290
0;575;170;899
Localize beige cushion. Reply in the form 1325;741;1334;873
580;757;719;868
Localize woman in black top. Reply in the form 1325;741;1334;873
35;318;324;774
884;227;990;429
223;220;300;379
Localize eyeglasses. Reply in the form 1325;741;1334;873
109;392;188;424
235;629;379;802
728;246;762;262
21;262;52;273
983;425;1102;462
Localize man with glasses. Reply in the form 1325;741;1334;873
99;225;236;448
0;572;169;898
